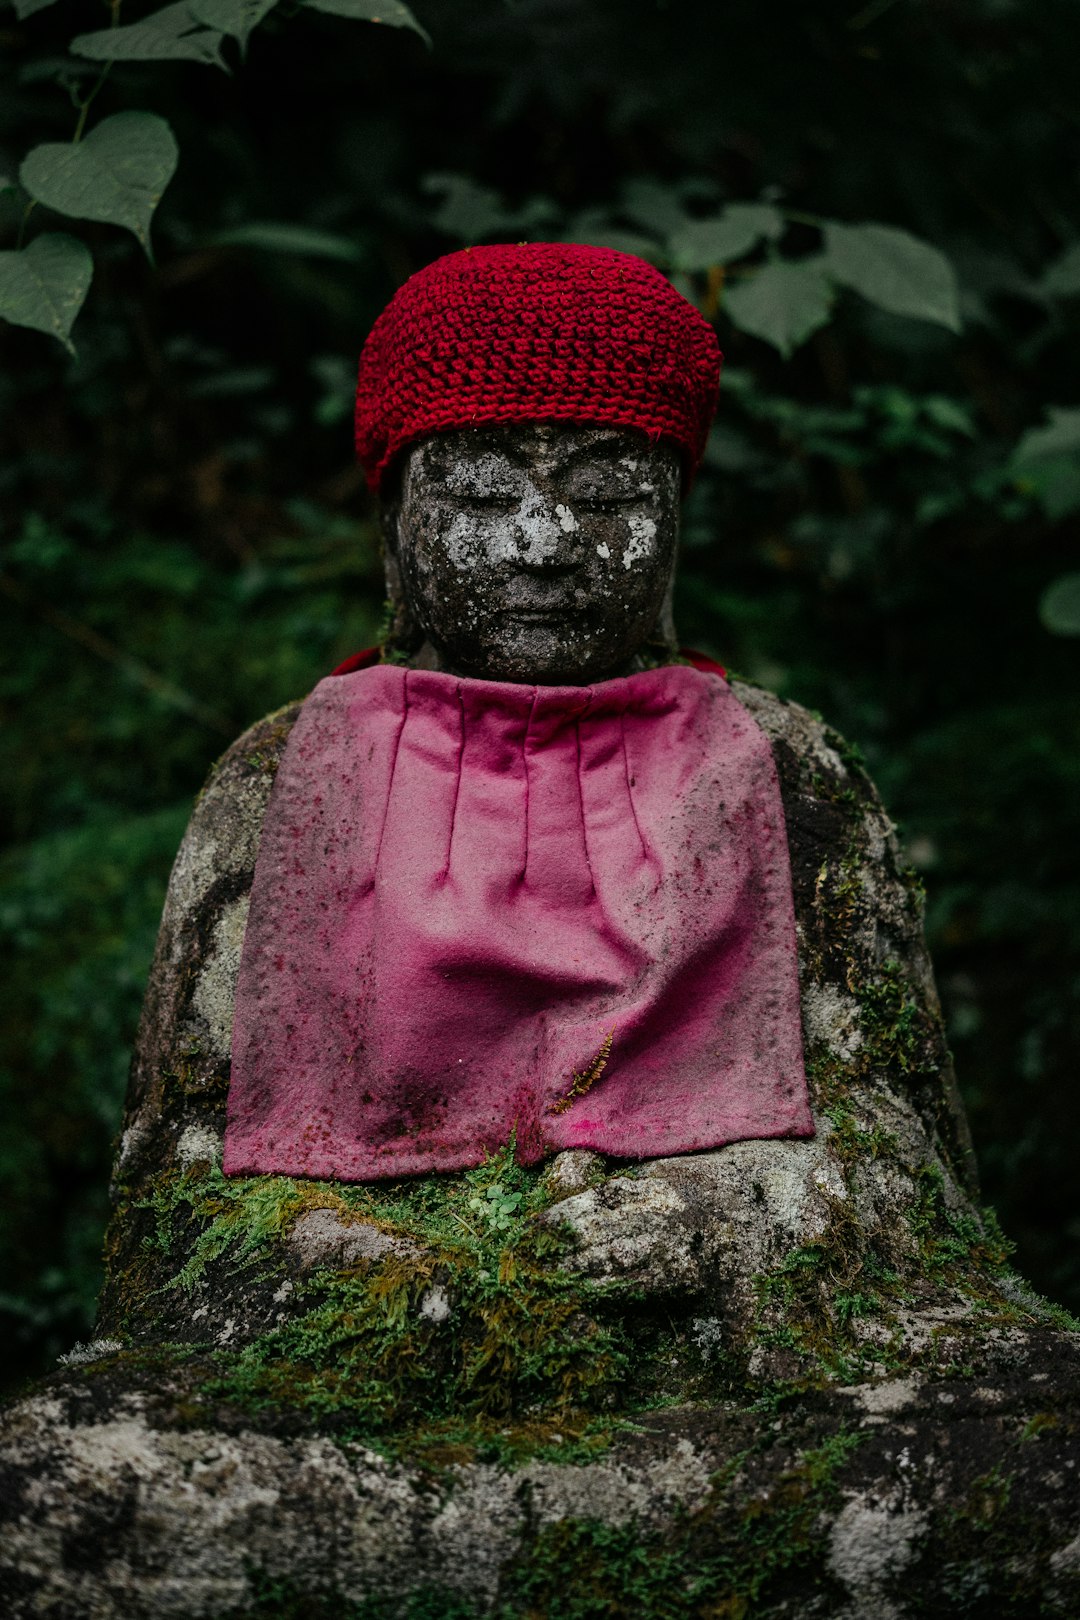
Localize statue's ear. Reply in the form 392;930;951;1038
376;463;422;658
377;463;403;560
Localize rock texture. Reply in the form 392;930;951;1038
2;676;1078;1619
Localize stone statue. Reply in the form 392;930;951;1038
2;245;1077;1620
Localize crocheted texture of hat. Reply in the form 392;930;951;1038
354;242;722;493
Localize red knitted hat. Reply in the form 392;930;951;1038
354;242;722;493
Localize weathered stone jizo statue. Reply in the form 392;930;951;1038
3;243;1078;1620
223;243;812;1181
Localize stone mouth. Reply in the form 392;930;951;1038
505;606;588;625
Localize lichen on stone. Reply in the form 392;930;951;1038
4;682;1079;1617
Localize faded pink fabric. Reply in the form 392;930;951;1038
223;663;812;1181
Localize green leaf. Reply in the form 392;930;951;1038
209;222;365;261
20;113;179;255
422;172;555;241
189;0;278;49
1012;406;1080;465
70;2;227;68
12;0;61;18
668;203;783;272
1038;243;1080;300
1009;409;1080;518
0;233;92;355
922;395;976;437
1013;456;1080;522
724;259;834;357
823;221;961;332
619;178;691;238
302;0;431;47
1039;574;1080;637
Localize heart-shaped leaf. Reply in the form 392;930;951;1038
71;1;227;68
20;113;179;255
189;0;278;50
724;258;834;357
0;233;92;354
823;221;961;333
303;0;431;47
668;204;783;273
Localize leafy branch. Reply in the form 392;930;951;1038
0;0;430;351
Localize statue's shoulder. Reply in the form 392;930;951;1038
156;699;304;921
192;699;304;857
729;677;872;805
118;699;305;1174
729;675;895;884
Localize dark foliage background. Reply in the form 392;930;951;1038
1;0;1078;1393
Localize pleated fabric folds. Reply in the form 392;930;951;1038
223;662;812;1180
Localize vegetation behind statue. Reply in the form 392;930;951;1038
1;2;1080;1611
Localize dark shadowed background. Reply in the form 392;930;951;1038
1;0;1078;1394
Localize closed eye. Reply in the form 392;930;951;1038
569;494;648;510
447;491;521;507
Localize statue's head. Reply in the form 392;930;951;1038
354;243;721;684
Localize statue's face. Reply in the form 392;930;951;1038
389;424;681;685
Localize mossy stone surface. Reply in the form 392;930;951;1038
2;680;1078;1617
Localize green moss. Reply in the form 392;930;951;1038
747;953;1022;1385
750;1214;906;1386
906;1166;1012;1280
138;1144;641;1462
823;725;868;776
208;1226;628;1449
141;1165;365;1290
499;1428;861;1619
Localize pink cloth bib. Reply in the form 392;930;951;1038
223;662;812;1181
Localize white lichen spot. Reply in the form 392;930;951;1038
827;1492;928;1608
623;514;657;569
115;1116;151;1173
177;1123;223;1169
419;1285;451;1323
596;542;611;560
1050;1529;1080;1575
801;982;864;1062
512;482;563;565
689;1317;726;1357
849;1376;919;1417
272;1279;294;1305
58;1338;125;1368
555;503;578;533
444;510;490;570
813;1162;848;1201
191;894;250;1057
441;452;515;497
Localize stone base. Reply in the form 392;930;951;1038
3;1334;1080;1619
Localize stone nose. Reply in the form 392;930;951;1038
511;481;582;573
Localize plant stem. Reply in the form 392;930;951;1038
71;0;120;144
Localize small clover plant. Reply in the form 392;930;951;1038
467;1183;523;1232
